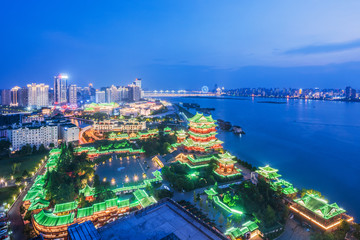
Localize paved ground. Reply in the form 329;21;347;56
276;218;311;240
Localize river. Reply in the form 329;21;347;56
165;96;360;220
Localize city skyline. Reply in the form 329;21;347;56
1;1;360;89
1;2;360;239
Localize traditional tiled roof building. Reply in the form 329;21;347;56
290;193;352;230
182;113;223;152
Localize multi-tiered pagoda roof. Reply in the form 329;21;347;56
217;152;237;166
183;113;223;152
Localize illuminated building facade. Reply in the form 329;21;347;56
176;129;187;142
10;86;21;106
95;91;106;103
214;152;242;177
27;83;49;109
68;84;77;106
54;74;68;105
290;193;353;230
182;113;223;152
6;122;58;150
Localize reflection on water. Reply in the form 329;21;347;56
95;155;159;187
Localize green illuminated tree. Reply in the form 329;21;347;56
223;192;231;205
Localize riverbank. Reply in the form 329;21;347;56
166;96;360;220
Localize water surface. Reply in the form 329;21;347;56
168;97;360;219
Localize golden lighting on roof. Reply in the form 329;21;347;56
290;206;353;230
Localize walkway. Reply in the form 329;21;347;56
275;219;311;240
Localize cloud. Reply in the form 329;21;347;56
284;39;360;55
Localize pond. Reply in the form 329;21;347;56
95;154;161;187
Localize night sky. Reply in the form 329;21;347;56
1;0;360;90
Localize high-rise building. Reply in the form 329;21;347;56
10;86;28;107
105;85;122;103
134;78;142;88
27;83;49;109
127;84;141;102
54;74;68;105
105;88;112;103
10;86;21;106
68;84;77;106
1;89;11;106
118;86;129;101
18;87;28;107
95;91;106;103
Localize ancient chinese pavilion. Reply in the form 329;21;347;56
182;113;223;152
176;129;187;143
214;152;242;177
290;193;353;230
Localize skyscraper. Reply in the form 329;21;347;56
54;74;68;105
27;83;49;109
68;84;77;106
18;87;28;107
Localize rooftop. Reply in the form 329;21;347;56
98;199;227;240
188;112;216;123
67;221;101;240
255;165;281;180
294;193;346;220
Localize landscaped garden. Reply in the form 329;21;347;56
0;185;22;207
0;152;47;180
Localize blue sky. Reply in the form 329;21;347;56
1;0;360;90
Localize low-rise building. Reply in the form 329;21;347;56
93;119;146;133
60;123;79;143
6;122;58;151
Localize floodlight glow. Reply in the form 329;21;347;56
59;74;69;79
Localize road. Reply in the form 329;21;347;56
79;125;93;144
8;187;27;240
7;158;47;240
